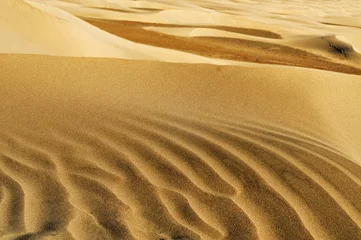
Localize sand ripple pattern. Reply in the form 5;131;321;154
1;110;361;240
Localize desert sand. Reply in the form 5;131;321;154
1;0;361;239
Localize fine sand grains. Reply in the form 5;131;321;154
1;0;361;239
1;54;361;239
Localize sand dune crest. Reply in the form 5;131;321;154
1;0;361;239
1;54;361;239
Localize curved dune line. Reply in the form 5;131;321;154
237;128;361;182
67;210;115;240
55;154;136;240
157;113;361;224
166;112;361;189
2;105;361;239
218;122;361;192
177;114;361;189
0;134;57;172
2;108;361;239
82;17;361;75
225;122;360;175
110;113;320;239
111;107;341;158
92;121;257;238
65;173;136;240
7;132;135;238
158;188;224;239
67;135;204;240
149;110;360;179
210;116;345;155
22;132;187;239
101;112;315;240
17;127;206;239
92;126;257;239
0;169;25;235
100;116;237;197
1;108;361;239
200;122;361;230
192;115;361;184
149;110;346;158
0;154;74;238
95;117;266;239
45;132;124;185
123;111;361;239
160;113;361;237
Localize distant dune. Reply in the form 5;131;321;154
1;0;361;239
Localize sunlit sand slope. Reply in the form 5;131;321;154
0;0;230;63
1;54;361;239
1;0;361;72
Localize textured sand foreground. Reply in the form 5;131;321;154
1;0;361;239
1;54;361;239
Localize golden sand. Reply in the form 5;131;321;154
1;0;361;239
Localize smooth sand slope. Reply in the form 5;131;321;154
1;0;361;239
2;0;361;71
0;0;236;64
51;0;361;73
1;54;361;240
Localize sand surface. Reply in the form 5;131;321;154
1;0;361;239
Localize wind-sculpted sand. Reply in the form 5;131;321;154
1;55;361;239
80;18;361;75
1;0;361;239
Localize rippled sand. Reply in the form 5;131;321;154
1;0;361;239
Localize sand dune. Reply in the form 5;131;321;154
2;0;361;70
80;17;361;74
0;0;236;64
1;54;361;239
1;0;361;239
0;0;145;58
